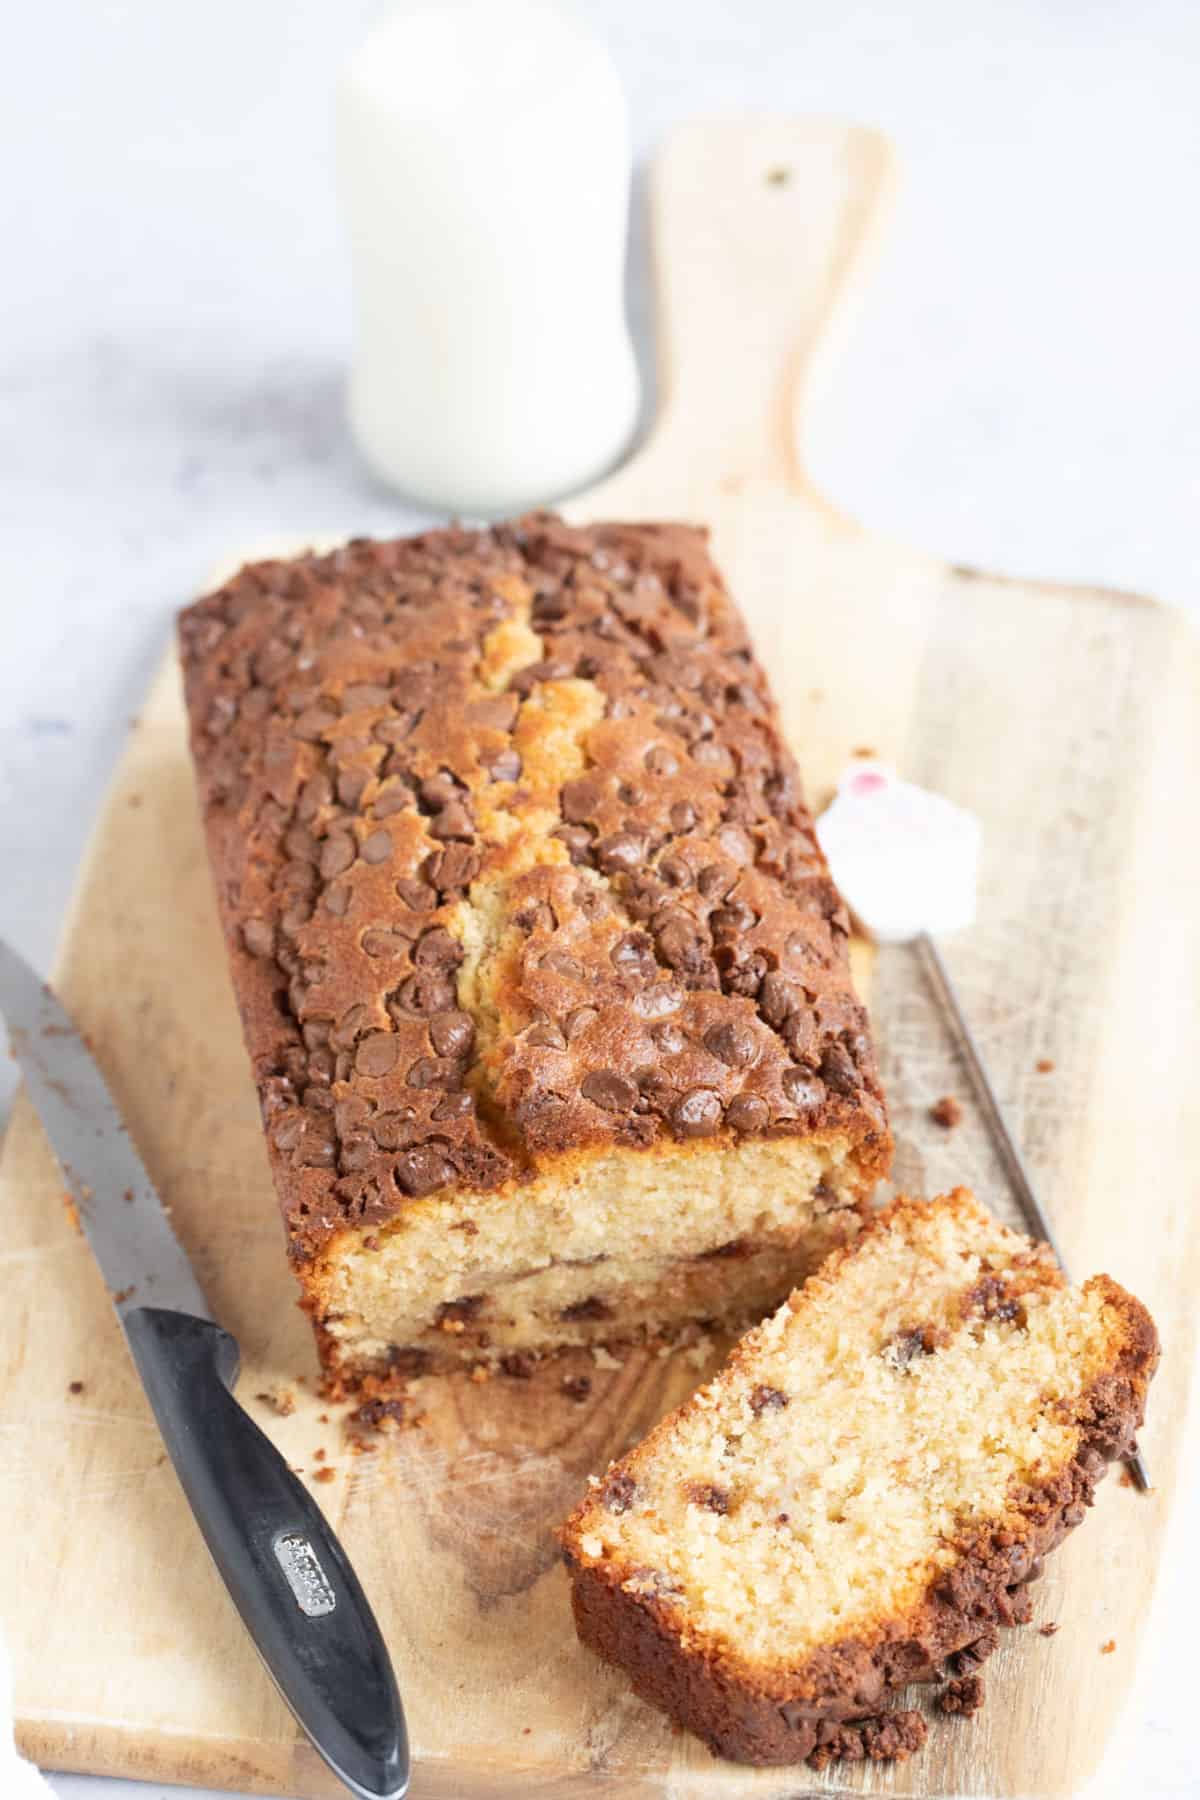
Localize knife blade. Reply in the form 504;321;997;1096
0;938;410;1800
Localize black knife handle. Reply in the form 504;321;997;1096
124;1307;409;1800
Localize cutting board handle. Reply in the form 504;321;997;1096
593;119;896;511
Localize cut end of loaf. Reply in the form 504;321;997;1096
559;1189;1159;1765
307;1129;869;1383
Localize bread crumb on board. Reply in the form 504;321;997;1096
939;1675;984;1716
1100;1639;1116;1655
929;1095;964;1130
255;1387;297;1417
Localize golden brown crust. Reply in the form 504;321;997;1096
178;515;890;1281
557;1193;1160;1767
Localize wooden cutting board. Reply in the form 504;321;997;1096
3;121;1198;1799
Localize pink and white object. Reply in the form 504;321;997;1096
815;762;981;943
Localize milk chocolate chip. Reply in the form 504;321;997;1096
781;1067;825;1112
242;919;275;958
704;1021;758;1068
430;1011;474;1058
581;1070;638;1112
671;1088;723;1138
356;1033;400;1077
359;829;393;865
413;927;463;969
725;1093;769;1134
393;1145;454;1197
319;833;356;880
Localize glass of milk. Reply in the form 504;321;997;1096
338;0;640;515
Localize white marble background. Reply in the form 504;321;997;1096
1;1;1196;1796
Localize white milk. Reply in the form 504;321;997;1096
337;0;639;515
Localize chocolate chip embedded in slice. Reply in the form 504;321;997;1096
885;1327;937;1369
561;1295;613;1322
748;1384;789;1414
685;1481;731;1514
436;1294;484;1326
601;1471;638;1514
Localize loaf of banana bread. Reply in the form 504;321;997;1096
559;1190;1158;1767
179;515;891;1387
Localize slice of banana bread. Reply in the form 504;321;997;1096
559;1190;1158;1767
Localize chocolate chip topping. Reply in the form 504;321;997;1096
430;1010;475;1058
179;514;888;1264
725;1093;770;1134
242;918;274;957
355;1032;399;1077
704;1021;759;1068
581;1070;639;1113
359;828;393;864
671;1088;723;1138
394;1145;453;1197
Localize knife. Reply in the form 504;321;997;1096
0;938;410;1800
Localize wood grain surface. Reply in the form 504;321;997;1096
2;120;1198;1798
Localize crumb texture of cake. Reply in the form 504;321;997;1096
178;516;890;1383
558;1190;1158;1767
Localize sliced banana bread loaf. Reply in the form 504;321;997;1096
559;1190;1157;1766
179;515;890;1388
